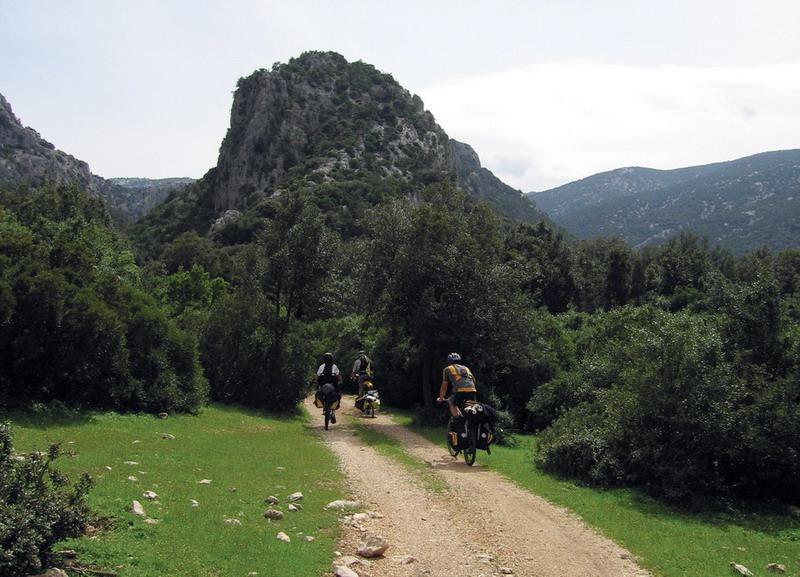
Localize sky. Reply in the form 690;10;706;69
2;0;800;192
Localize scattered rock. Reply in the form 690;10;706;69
326;500;360;510
224;518;242;526
229;487;237;493
56;550;77;559
276;466;285;470
288;503;301;512
142;491;158;500
31;569;68;577
124;461;139;466
333;565;359;577
394;555;416;565
731;563;754;577
264;509;284;520
304;535;315;542
334;555;361;567
161;433;175;440
104;466;112;471
276;532;291;543
357;534;389;558
477;554;495;563
768;564;786;573
499;568;514;575
352;512;370;523
287;491;303;502
158;412;168;419
190;499;199;508
127;476;138;482
198;479;212;484
131;500;146;517
132;440;140;444
366;511;384;519
266;495;279;504
143;518;160;525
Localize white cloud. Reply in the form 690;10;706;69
418;62;800;191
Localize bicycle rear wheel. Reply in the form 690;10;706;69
463;428;477;465
324;409;330;430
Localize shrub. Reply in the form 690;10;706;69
0;422;93;577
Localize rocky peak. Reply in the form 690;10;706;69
211;51;453;211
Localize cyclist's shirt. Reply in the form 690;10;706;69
441;363;477;394
317;363;340;386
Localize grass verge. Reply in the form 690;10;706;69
2;404;347;577
392;411;800;577
347;415;448;494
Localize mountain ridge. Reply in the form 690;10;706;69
529;149;800;253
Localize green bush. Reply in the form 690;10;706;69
0;422;93;577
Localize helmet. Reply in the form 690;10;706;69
446;352;461;363
358;350;367;356
323;352;333;362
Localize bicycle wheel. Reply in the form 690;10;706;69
463;427;477;465
324;409;330;430
367;403;375;418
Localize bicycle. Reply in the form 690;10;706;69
441;399;496;466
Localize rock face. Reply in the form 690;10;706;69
212;51;453;212
0;92;186;220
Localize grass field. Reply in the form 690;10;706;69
393;412;800;577
3;405;347;577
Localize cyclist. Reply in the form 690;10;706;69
314;352;342;423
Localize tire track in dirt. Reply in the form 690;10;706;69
306;395;649;577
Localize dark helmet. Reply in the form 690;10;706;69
323;352;334;362
447;352;461;363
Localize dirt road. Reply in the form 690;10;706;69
306;395;649;577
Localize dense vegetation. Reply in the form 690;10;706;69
0;185;208;413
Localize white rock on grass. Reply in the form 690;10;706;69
124;461;139;465
264;509;284;520
104;466;112;471
131;500;146;517
333;565;359;577
731;563;754;577
143;491;158;500
287;492;303;502
288;504;301;512
143;518;160;525
190;499;199;508
325;500;360;510
768;564;786;573
356;534;389;558
224;518;242;526
127;476;138;482
161;433;175;440
198;479;212;484
276;532;291;543
304;535;315;542
266;495;279;504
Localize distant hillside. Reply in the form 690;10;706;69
136;51;546;247
0;92;175;221
529;150;800;253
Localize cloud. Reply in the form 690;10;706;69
418;62;800;191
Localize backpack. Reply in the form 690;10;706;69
319;363;337;385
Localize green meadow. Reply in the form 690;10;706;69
3;405;347;577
